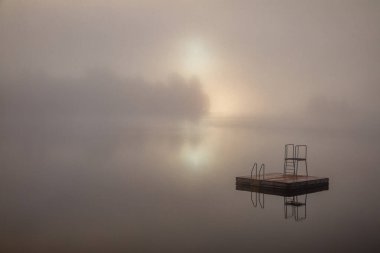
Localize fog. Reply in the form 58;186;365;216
1;0;379;127
0;71;209;124
1;1;380;252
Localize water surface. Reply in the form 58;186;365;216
1;117;379;252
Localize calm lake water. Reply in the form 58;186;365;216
1;117;379;252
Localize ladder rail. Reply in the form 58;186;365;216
259;163;265;179
251;162;265;179
250;162;258;179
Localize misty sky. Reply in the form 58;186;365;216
1;0;379;124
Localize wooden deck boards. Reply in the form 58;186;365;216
236;173;329;190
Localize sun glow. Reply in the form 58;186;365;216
182;38;212;76
178;37;246;117
181;143;209;169
208;90;239;116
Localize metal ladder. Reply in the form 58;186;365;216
283;144;308;176
250;162;265;209
251;162;265;179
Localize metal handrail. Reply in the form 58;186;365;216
259;163;265;179
285;144;295;159
295;145;307;160
251;162;265;179
250;163;258;179
249;162;265;209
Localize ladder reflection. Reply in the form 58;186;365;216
237;185;328;222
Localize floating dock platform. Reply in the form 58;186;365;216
236;173;329;192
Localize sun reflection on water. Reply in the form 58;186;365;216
181;143;208;168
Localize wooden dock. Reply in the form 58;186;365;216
236;173;329;191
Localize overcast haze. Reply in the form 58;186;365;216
1;0;379;126
1;1;380;252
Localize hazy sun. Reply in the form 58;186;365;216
179;37;242;116
182;38;212;76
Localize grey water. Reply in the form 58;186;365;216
1;117;380;253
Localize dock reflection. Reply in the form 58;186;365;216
237;185;328;222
